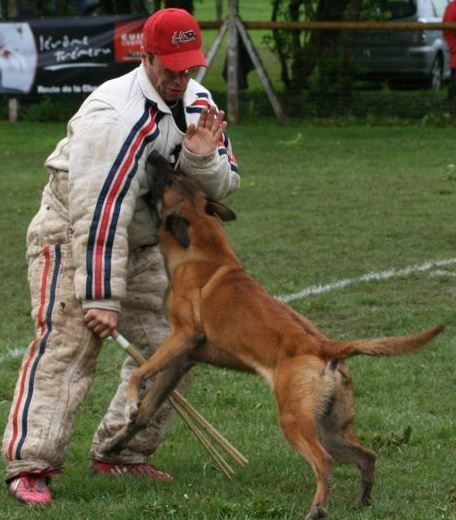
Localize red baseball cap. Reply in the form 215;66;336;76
143;8;208;72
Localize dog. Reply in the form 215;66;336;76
104;152;444;520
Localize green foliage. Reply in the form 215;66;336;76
0;121;455;518
18;97;83;122
3;87;454;125
265;0;366;93
1;0;454;122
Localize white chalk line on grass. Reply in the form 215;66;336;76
0;347;26;364
1;258;456;366
277;257;456;303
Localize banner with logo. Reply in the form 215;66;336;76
0;16;145;96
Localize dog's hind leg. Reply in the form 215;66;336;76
330;426;376;508
318;363;376;508
280;410;332;520
319;418;376;507
275;356;333;520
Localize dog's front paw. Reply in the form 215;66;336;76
102;428;130;455
124;399;139;424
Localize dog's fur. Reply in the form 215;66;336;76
104;152;444;519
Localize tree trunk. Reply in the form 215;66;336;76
215;0;223;20
271;0;291;89
313;0;355;96
289;0;312;90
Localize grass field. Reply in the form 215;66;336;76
0;120;455;519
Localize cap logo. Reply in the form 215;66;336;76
171;30;197;46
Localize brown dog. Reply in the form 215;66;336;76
104;152;444;520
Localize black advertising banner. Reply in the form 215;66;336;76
0;16;145;96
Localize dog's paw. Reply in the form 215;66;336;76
355;494;372;508
101;429;129;455
305;506;327;520
124;399;139;424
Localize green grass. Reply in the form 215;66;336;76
0;120;455;519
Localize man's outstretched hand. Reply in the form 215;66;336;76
183;106;227;156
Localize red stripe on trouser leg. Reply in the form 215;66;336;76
7;245;51;460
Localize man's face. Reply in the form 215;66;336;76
142;52;198;102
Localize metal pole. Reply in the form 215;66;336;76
7;0;19;122
227;0;239;124
8;98;19;123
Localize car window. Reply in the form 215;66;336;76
383;0;417;18
360;0;417;19
431;0;449;17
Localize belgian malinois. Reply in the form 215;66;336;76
105;152;443;520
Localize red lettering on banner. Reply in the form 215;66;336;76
114;21;144;63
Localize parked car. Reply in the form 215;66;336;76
354;0;451;89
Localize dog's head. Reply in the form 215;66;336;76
146;151;236;248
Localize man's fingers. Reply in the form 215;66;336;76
197;106;223;131
93;325;104;335
97;327;112;339
197;107;209;128
214;120;227;143
185;123;197;138
83;316;97;328
211;109;226;137
83;309;118;338
90;321;114;338
214;109;225;128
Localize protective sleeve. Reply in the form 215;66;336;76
68;105;143;312
177;97;240;200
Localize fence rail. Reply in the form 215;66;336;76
199;21;456;31
2;16;456;123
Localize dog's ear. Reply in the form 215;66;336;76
205;200;237;222
146;150;170;173
165;213;191;248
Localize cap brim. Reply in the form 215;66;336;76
157;48;208;72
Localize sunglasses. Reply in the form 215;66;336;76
146;54;200;79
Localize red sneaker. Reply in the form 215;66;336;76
90;460;172;481
8;473;54;505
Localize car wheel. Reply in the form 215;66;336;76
427;55;443;90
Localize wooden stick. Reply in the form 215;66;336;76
111;330;248;472
170;396;235;479
170;391;248;468
235;17;288;125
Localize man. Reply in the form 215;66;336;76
444;0;456;112
2;8;240;505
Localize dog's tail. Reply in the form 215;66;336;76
324;324;444;359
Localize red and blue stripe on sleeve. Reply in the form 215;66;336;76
85;102;161;301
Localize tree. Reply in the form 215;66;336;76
268;0;367;95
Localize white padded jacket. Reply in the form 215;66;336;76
41;63;240;313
